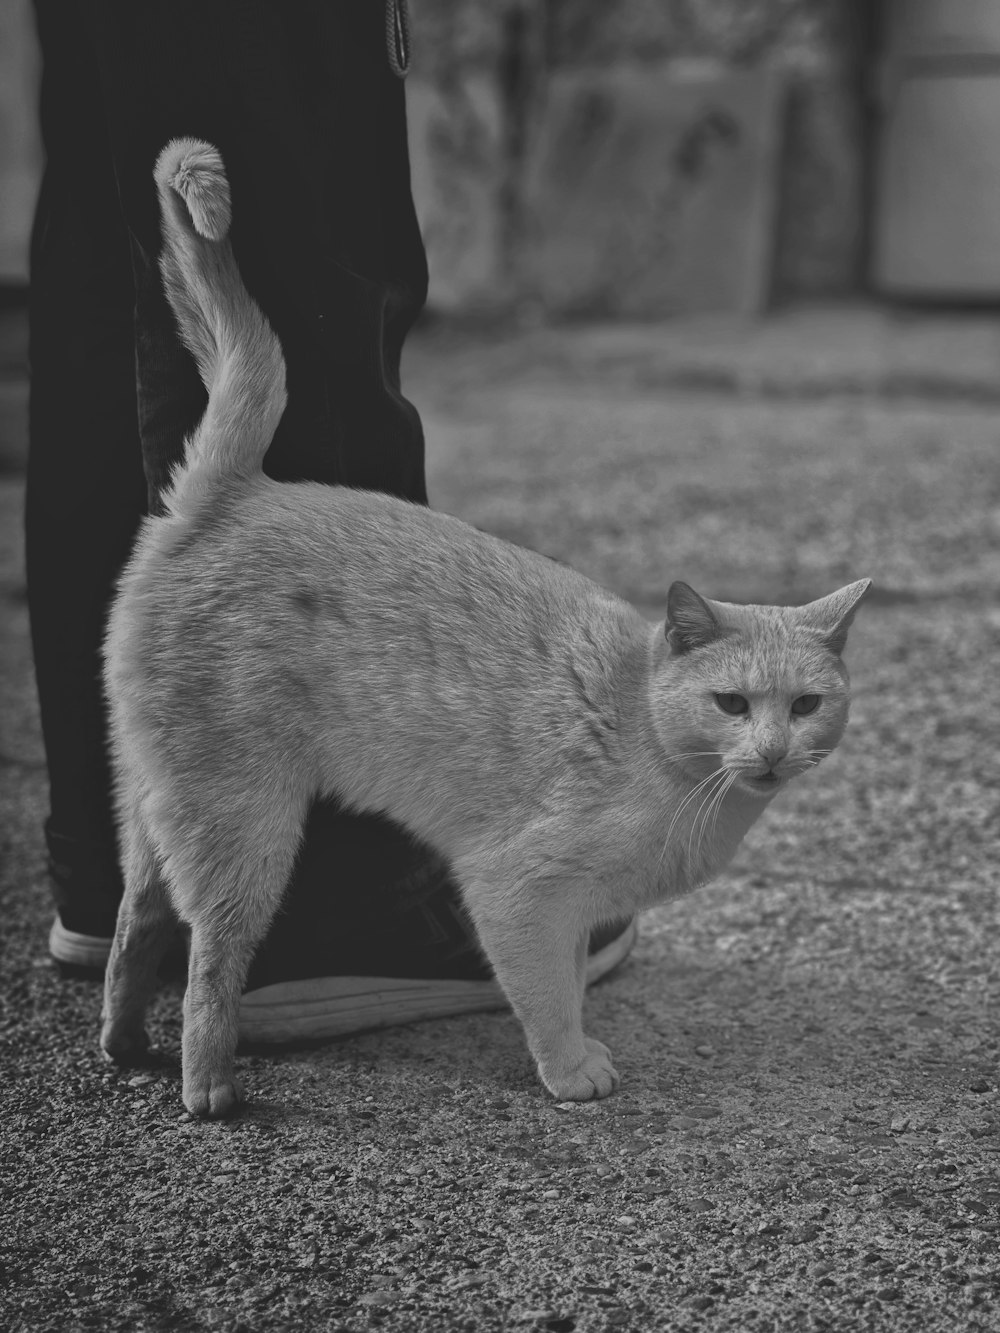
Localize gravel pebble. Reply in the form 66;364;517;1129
358;1289;402;1307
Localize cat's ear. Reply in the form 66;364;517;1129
799;578;872;655
665;581;721;654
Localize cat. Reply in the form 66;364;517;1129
100;138;871;1118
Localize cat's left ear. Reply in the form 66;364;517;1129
798;578;872;655
665;581;722;654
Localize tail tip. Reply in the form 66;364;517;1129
155;138;231;241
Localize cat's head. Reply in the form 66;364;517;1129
651;579;872;799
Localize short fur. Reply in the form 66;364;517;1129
100;139;872;1117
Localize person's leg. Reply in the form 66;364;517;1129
31;0;635;1026
29;0;482;989
82;0;494;1002
85;0;428;501
26;0;149;966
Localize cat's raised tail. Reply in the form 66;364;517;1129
154;138;287;505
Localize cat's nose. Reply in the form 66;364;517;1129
756;740;787;767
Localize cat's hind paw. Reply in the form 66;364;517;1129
541;1037;620;1102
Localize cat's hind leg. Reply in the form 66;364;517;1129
101;801;179;1064
459;866;620;1102
169;799;306;1118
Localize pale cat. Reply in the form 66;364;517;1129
100;139;871;1118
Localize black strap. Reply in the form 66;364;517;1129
386;0;411;78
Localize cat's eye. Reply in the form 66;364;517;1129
714;693;749;716
791;694;821;716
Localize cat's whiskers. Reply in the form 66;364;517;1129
788;749;835;776
686;775;721;865
657;753;727;846
662;765;731;872
690;768;732;856
688;766;739;865
705;770;741;858
707;767;741;845
664;767;726;839
655;767;727;876
662;751;725;766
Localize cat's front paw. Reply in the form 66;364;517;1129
541;1037;620;1102
183;1071;244;1119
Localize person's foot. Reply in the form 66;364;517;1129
49;915;117;973
45;825;123;977
239;915;637;1045
45;824;189;979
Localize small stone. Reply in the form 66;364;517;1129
454;1274;490;1290
128;1075;156;1087
542;1189;561;1200
358;1289;401;1307
614;1215;637;1228
788;1226;820;1245
682;1105;722;1120
694;1045;716;1058
886;1188;921;1209
890;1116;910;1133
969;1079;992;1095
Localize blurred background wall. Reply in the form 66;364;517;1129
3;1;1000;316
0;1;41;285
407;0;872;315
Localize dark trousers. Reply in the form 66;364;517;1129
26;0;446;970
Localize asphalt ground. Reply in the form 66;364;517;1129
2;304;1000;1331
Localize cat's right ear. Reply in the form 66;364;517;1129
799;578;873;655
665;582;720;654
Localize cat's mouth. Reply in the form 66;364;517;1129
744;770;783;793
